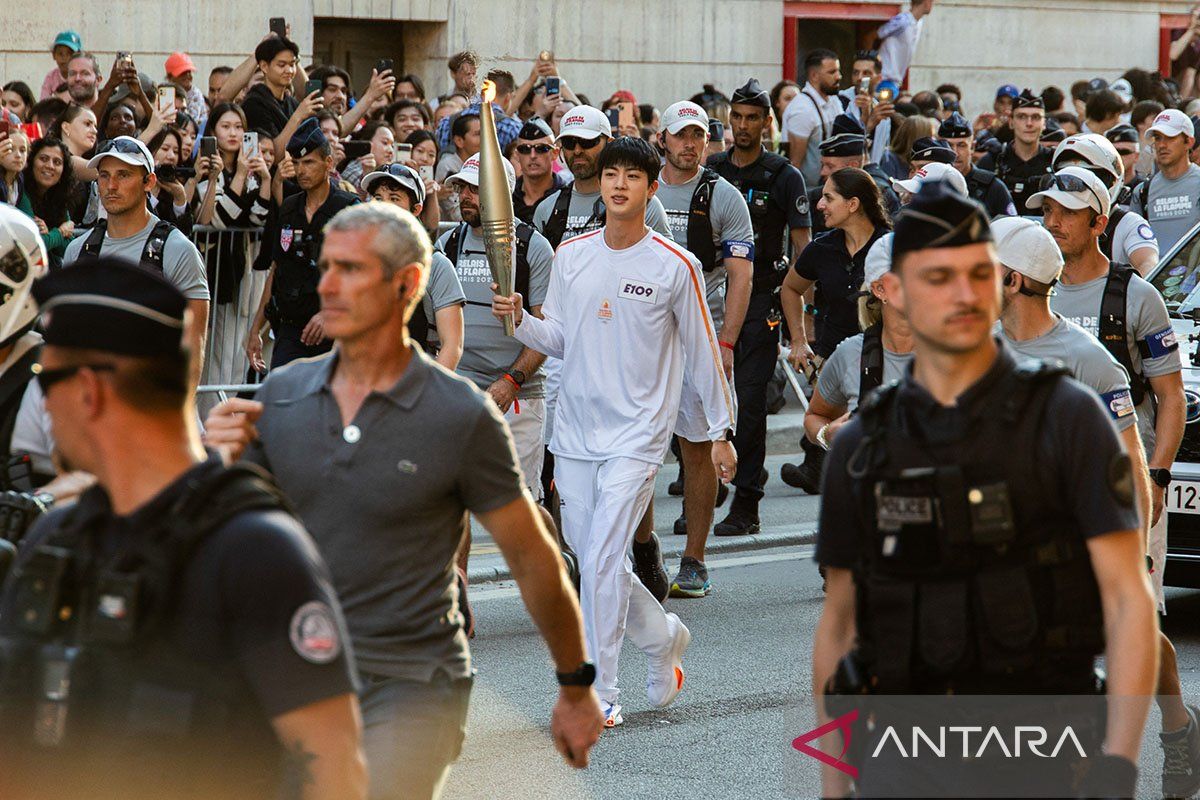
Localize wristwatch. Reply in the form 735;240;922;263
508;369;527;387
721;428;734;442
555;661;596;687
1150;468;1172;489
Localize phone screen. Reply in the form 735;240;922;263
545;77;561;97
200;136;217;157
342;141;371;161
606;108;620;129
708;119;724;141
269;17;287;37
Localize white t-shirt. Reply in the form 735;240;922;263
514;227;734;463
783;83;843;189
878;11;924;83
1111;208;1159;265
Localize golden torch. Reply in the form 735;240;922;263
478;79;517;336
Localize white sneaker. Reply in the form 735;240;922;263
602;701;624;728
646;612;691;708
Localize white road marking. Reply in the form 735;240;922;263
470;547;815;603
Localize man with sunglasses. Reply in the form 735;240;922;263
512;118;565;225
977;89;1054;217
1036;167;1196;797
0;256;368;799
63;135;208;386
1131;109;1200;253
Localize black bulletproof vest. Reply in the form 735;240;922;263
0;464;293;799
858;323;884;402
709;150;791;292
845;361;1105;693
1099;262;1150;407
80;219;175;272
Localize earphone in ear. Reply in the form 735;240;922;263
1003;272;1016;287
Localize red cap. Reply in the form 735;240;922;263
164;52;196;78
608;89;637;106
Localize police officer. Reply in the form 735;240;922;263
938;111;1017;217
706;78;810;536
806;113;899;238
812;184;1155;798
248;118;359;371
0;257;366;800
977;89;1054;216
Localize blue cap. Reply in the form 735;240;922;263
995;84;1020;100
287;118;327;159
52;31;82;53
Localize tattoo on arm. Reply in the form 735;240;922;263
280;738;318;797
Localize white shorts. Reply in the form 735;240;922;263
505;398;545;501
674;365;736;443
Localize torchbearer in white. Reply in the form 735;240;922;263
492;137;737;728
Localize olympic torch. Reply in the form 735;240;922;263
478;79;517;336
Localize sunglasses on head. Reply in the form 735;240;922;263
515;143;554;155
98;138;146;156
1051;173;1106;211
558;137;596;151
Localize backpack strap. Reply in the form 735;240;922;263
687;168;720;272
801;90;829;140
542;183;574;250
80;220;108;259
515;222;533;311
1137;175;1151;214
442;222;467;265
858;324;885;402
139;220;174;272
1099;263;1148;407
1099;207;1128;261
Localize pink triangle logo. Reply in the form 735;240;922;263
792;709;860;779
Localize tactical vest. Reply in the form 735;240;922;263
684;167;721;273
845;362;1105;693
542;183;606;250
1099;207;1129;261
857;323;884;402
1099;263;1151;407
0;464;294;798
709;150;792;292
79;219;175;272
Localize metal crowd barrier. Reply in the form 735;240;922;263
191;225;269;412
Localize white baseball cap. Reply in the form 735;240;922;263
1026;165;1111;217
891;162;968;198
448;153;516;193
661;101;709;135
555;105;611;142
87;135;156;174
1148;108;1195;139
864;233;894;285
990;216;1063;285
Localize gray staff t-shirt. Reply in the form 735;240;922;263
816;332;913;412
996;316;1136;432
1049;271;1180;451
64;215;210;300
531;186;672;244
653;171;755;329
1130;163;1200;253
421;251;466;322
436;224;553;398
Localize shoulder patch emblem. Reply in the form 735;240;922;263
289;601;342;664
1138;224;1155;241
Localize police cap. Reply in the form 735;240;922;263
1014;89;1045;110
730;78;770;109
910;137;956;164
32;256;187;358
1040;116;1066;144
892;181;992;260
937;112;972;139
819;113;867;156
287;117;328;159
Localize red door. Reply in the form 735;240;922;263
783;2;901;83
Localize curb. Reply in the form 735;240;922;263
466;527;816;585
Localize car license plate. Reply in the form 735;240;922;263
1167;481;1200;515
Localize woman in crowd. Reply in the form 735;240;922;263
175;110;199;164
394;73;426;102
146;126;193;234
2;82;36;123
0;131;30;209
21;136;76;267
195;103;270;229
99;101;138;142
802;233;912;451
50;103;99;223
881;114;936;180
781;167;893;372
403;129;441;233
770;79;800;153
340;119;394;192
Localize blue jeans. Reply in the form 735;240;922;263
358;670;473;800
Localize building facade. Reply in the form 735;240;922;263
0;1;1194;118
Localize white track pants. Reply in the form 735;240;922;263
555;456;673;704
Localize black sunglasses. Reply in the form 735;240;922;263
97;138;147;157
1051;173;1106;211
515;143;554;155
33;363;116;393
558;137;597;151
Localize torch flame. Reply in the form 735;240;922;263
482;80;496;104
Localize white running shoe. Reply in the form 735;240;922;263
646;612;691;708
602;701;624;728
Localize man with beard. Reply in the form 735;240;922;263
783;49;843;189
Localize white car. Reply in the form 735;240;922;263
1146;222;1200;588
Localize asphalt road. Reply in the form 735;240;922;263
447;549;1200;800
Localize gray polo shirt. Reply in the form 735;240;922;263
244;346;526;681
63;214;210;300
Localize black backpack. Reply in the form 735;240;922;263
79;219;175;271
684;167;721;273
858;323;884;402
1099;263;1151;406
542;183;607;251
1099;207;1129;261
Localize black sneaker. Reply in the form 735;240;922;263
673;512;687;536
667;474;684;497
780;441;824;494
714;504;760;537
632;532;670;603
1162;704;1200;799
715;481;729;507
